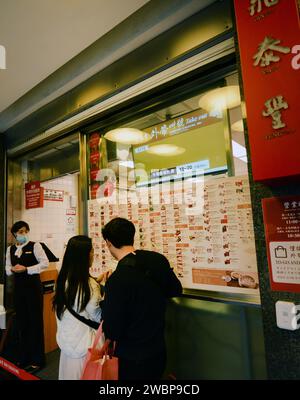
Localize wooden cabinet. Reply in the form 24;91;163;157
40;263;58;353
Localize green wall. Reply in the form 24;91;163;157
165;297;267;380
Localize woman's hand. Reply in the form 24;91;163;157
96;269;112;284
11;264;27;273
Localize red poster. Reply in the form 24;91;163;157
25;181;44;209
234;0;300;182
262;196;300;292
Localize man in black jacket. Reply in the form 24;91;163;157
101;217;182;380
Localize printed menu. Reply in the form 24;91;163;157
88;175;259;294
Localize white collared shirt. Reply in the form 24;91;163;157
5;241;49;276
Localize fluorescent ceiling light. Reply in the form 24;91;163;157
146;144;186;156
232;140;247;158
33;148;57;159
231;119;244;132
198;85;241;112
55;143;71;150
104;128;150;145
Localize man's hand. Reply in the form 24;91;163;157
11;264;27;273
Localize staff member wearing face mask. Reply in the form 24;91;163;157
5;221;49;373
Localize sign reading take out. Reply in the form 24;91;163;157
234;0;300;182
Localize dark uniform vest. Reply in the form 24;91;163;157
10;241;40;284
9;241;45;366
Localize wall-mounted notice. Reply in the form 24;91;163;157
25;181;44;209
44;189;64;202
88;176;259;295
262;196;300;293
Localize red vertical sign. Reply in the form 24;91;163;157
25;181;44;209
234;0;300;182
89;132;101;187
262;196;300;292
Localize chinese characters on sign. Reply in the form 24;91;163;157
44;189;64;202
262;196;300;292
249;0;279;16
142;110;222;144
262;95;288;129
253;36;290;67
234;0;300;181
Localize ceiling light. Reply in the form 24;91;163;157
198;85;241;112
146;144;186;156
231;119;244;132
104;128;150;145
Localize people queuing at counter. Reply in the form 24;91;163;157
6;217;182;380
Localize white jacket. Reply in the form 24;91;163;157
56;277;102;358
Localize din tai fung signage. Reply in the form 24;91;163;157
234;0;300;182
262;196;300;293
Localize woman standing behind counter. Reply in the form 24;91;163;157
5;220;49;373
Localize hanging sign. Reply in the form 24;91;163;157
89;132;102;184
234;0;300;182
25;181;44;209
262;196;300;292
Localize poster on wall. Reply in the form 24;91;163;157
88;175;259;295
25;181;44;209
44;189;64;202
262;195;300;293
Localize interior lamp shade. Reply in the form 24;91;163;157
198;86;241;112
104;128;151;145
146;144;186;156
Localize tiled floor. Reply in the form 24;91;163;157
0;349;60;381
36;349;60;380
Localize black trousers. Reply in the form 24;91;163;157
119;351;166;380
14;275;45;366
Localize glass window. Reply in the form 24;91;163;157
87;72;259;298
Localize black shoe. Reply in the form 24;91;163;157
16;361;29;369
24;365;44;374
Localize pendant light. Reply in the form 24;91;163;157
198;85;241;112
104;128;150;145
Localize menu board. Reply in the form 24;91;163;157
88;175;259;295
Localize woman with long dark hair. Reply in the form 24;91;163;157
53;235;102;380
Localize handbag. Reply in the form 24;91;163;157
81;321;118;380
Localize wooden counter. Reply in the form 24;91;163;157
40;263;58;353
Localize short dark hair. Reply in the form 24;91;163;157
102;218;135;248
11;221;30;235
